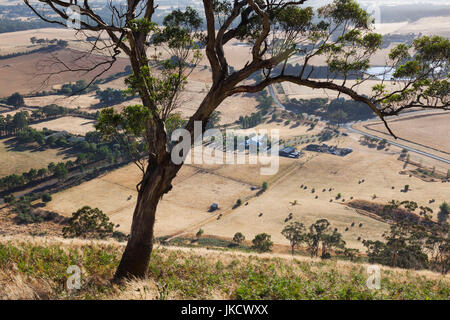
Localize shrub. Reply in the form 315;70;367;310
196;228;204;239
252;233;273;252
232;232;245;244
3;194;15;204
261;181;268;192
16;211;43;224
14;206;60;224
112;231;128;242
42;193;52;203
438;202;450;224
62;206;114;239
6;92;25;108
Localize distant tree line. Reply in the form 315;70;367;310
23;67;133;99
29;37;68;46
0;105;98;137
0;18;54;34
0;107;130;194
281;219;347;258
0;161;71;191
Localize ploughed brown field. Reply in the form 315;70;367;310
0;48;129;97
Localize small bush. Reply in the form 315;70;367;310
196;228;204;239
233;199;242;209
3;194;15;204
112;231;128;242
233;232;245;244
261;181;268;192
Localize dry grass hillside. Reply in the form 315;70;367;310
0;236;448;300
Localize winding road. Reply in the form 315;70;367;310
268;84;285;110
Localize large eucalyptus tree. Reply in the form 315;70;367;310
24;0;449;279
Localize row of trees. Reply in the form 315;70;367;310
15;127;47;145
58;80;99;96
0;111;28;136
74;141;125;166
0;128;129;192
230;219;349;259
0;43;66;61
0;161;69;191
239;111;264;129
229;219;346;257
31;104;68;119
0;18;51;34
0;104;96;137
29;37;67;47
0;144;126;193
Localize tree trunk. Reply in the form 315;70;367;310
113;82;226;280
114;161;178;280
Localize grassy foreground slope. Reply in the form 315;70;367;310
0;237;448;300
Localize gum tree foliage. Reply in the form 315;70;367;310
281;221;306;254
232;232;245;244
62;206;115;239
305;219;345;258
252;233;273;252
6;92;25;109
25;0;449;279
